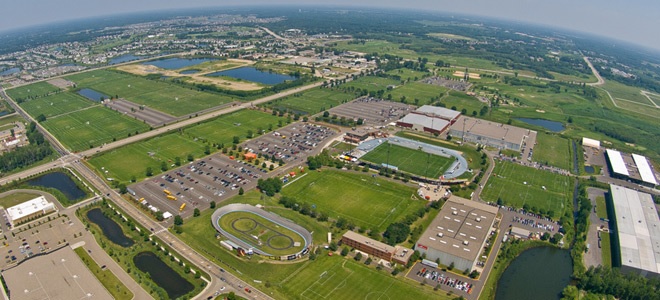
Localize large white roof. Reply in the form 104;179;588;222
606;149;629;176
582;137;600;148
399;114;450;131
611;184;660;275
415;105;461;121
6;196;54;222
632;154;658;185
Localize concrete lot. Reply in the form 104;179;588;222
585;187;609;268
328;97;414;127
407;262;474;299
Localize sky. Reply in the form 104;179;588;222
2;0;660;50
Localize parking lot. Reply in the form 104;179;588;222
407;262;475;298
328;97;414;127
240;123;337;163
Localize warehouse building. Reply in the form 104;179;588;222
6;196;56;226
413;105;461;123
605;149;658;187
609;184;660;277
447;116;534;151
582;137;601;149
341;230;413;265
414;196;498;271
396;105;460;135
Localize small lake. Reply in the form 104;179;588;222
87;208;134;247
143;58;215;70
584;166;595;174
179;69;200;74
78;88;109;102
0;68;20;76
516;118;565;132
496;247;572;300
109;54;141;65
27;172;86;201
133;252;194;299
207;67;297;85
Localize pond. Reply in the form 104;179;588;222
516;118;565;132
207;67;297;85
496;247;572;300
77;88;109;102
109;54;141;65
27;172;86;201
133;252;194;299
0;68;20;76
143;58;215;70
86;208;135;247
584;166;595;174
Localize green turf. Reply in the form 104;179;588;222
217;211;306;256
595;196;607;219
385;68;431;81
360;142;454;178
440;90;485;115
532;132;571;170
42;106;150;151
600;233;612;268
6;81;63;101
0;192;42;208
389;82;447;105
20;92;96;118
74;247;133;300
281;169;425;230
481;161;572;218
266;88;354;115
183;109;282;143
341;76;400;94
65;69;234;116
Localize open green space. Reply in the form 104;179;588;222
6;81;63;100
265;88;353;115
74;247;133;300
0;192;42;208
88;109;281;182
389;82;447;105
42;106;149;151
600;233;612;268
341;76;400;94
65;69;234;116
281;169;425;230
218;211;306;256
360;142;454;178
482;161;572;218
334;40;419;59
20;92;95;118
602;80;657;106
440;90;486;115
596;196;607;219
385;68;430;81
532;132;571;170
0;114;23;129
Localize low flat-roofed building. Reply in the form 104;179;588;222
582;137;601;149
632;154;658;186
448;116;533;151
1;246;113;300
396;114;450;134
510;226;531;239
606;149;658;187
6;196;56;226
606;149;630;177
341;230;413;265
415;196;498;271
609;184;660;277
413;105;461;123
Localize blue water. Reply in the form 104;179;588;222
87;208;135;247
27;172;86;201
516;118;565;132
109;54;141;65
143;58;215;70
584;166;595;174
78;88;109;102
0;68;20;76
180;69;200;74
207;67;297;85
133;252;193;299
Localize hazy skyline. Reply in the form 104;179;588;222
2;0;659;50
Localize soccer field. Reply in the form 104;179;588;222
532;132;571;170
19;92;95;118
6;81;62;101
481;161;572;218
360;142;454;178
281;170;425;230
267;88;354;115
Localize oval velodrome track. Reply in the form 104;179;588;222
212;203;313;257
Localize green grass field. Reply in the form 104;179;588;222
281;170;425;230
596;196;607;219
360;142;454;178
532;132;571;170
218;211;306;256
266;88;354;115
341;76;400;94
88;109;281;182
0;114;23;129
6;81;63;101
42;106;150;151
0;192;42;208
65;70;233;116
389;82;447;105
385;68;430;81
481;161;572;218
74;247;133;300
20;92;96;118
600;233;612;268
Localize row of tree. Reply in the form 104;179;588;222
0;122;53;174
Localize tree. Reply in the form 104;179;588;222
448;262;455;270
340;247;349;256
329;241;338;251
160;161;167;172
175;156;181;166
209;201;216;209
187;153;194;161
118;183;127;194
232;136;240;144
383;222;410;245
257;178;283;197
193;208;200;217
204;145;211;155
238;187;244;195
550;233;563;244
145;167;153;177
36;114;46;122
354;252;363;261
173;215;183;226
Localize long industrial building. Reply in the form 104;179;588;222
414;196;498;271
396;105;460;135
605;149;658;187
447;116;535;151
609;184;660;277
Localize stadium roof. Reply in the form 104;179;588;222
6;196;54;222
398;114;450;131
610;184;660;275
416;196;498;262
414;105;461;121
582;137;601;148
606;149;630;176
449;116;530;146
632;154;658;185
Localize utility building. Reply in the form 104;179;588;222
6;196;56;226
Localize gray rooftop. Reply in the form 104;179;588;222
414;105;461;121
449;116;531;146
611;184;660;275
416;196;498;261
398;114;450;131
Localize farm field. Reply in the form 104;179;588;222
360;142;454;178
265;88;353;115
481;161;572;219
532;132;571;170
6;81;62;101
19;92;95;118
281;169;425;230
389;82;447;105
217;211;306;256
42;106;150;151
65;69;234;116
88;109;281;182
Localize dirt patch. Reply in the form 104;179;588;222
47;78;75;89
452;71;481;80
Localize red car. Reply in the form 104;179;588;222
245;288;251;293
